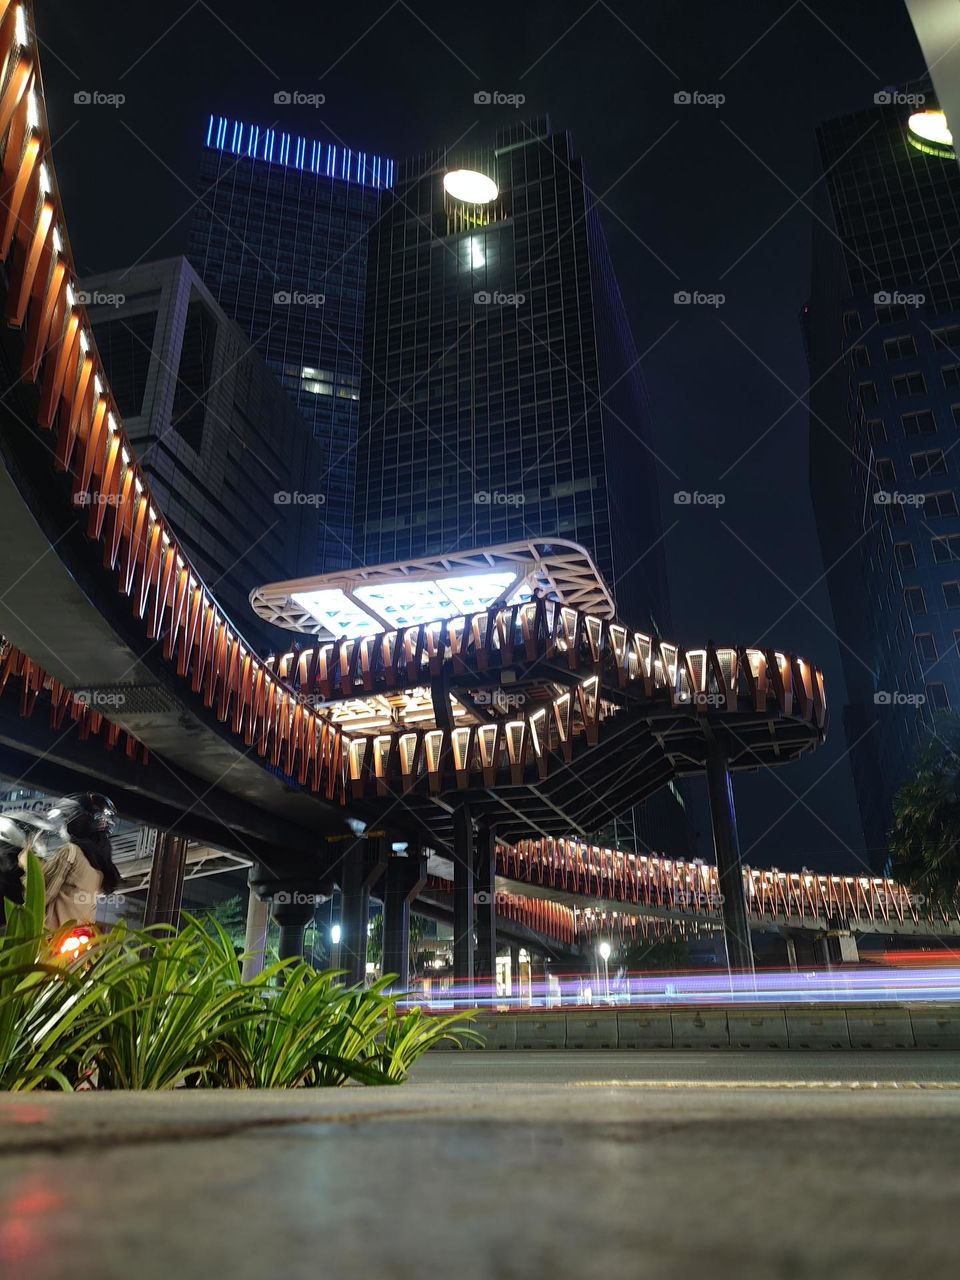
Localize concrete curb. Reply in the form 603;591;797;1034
437;1004;960;1050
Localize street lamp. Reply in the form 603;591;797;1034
330;923;342;946
598;941;611;1000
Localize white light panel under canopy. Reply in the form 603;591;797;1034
252;539;617;639
289;589;382;638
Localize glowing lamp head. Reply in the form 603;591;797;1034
907;109;954;158
330;923;342;946
443;169;498;204
598;941;611;962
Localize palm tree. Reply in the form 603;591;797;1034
889;723;960;907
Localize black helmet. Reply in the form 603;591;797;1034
48;793;118;838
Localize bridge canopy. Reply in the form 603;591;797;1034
250;539;617;640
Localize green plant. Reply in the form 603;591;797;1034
0;857;474;1091
890;721;960;907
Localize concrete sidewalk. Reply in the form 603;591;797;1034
1;1054;958;1280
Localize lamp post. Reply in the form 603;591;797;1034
598;940;611;1001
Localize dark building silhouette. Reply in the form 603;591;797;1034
807;84;960;867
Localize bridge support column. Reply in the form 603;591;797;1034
144;832;188;929
381;846;427;990
474;823;498;991
705;739;755;974
781;931;799;973
242;869;271;981
453;805;475;985
339;836;388;986
272;896;315;963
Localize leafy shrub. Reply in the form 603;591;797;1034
0;855;474;1091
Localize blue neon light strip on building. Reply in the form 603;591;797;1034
204;114;394;190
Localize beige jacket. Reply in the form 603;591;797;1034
20;842;103;929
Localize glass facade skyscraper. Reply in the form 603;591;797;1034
807;83;960;867
353;117;670;636
188;116;389;570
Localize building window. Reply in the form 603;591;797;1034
876;458;896;486
912;449;948;478
944;581;960;608
866;419;887;445
905;586;927;613
927;683;950;711
943;365;960;389
933;325;960;351
895;542;916;568
858;382;878;408
953;405;960;429
926;491;958;518
916;633;938;664
932;535;960;563
844;311;862;335
902;409;937;435
883;335;917;360
849;345;869;367
892;372;926;397
876;302;909;325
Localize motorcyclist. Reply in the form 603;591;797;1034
1;793;121;929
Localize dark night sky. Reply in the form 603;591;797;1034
32;1;928;873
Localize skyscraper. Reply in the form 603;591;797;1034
807;83;960;866
80;257;322;653
353;117;671;638
188;116;389;570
